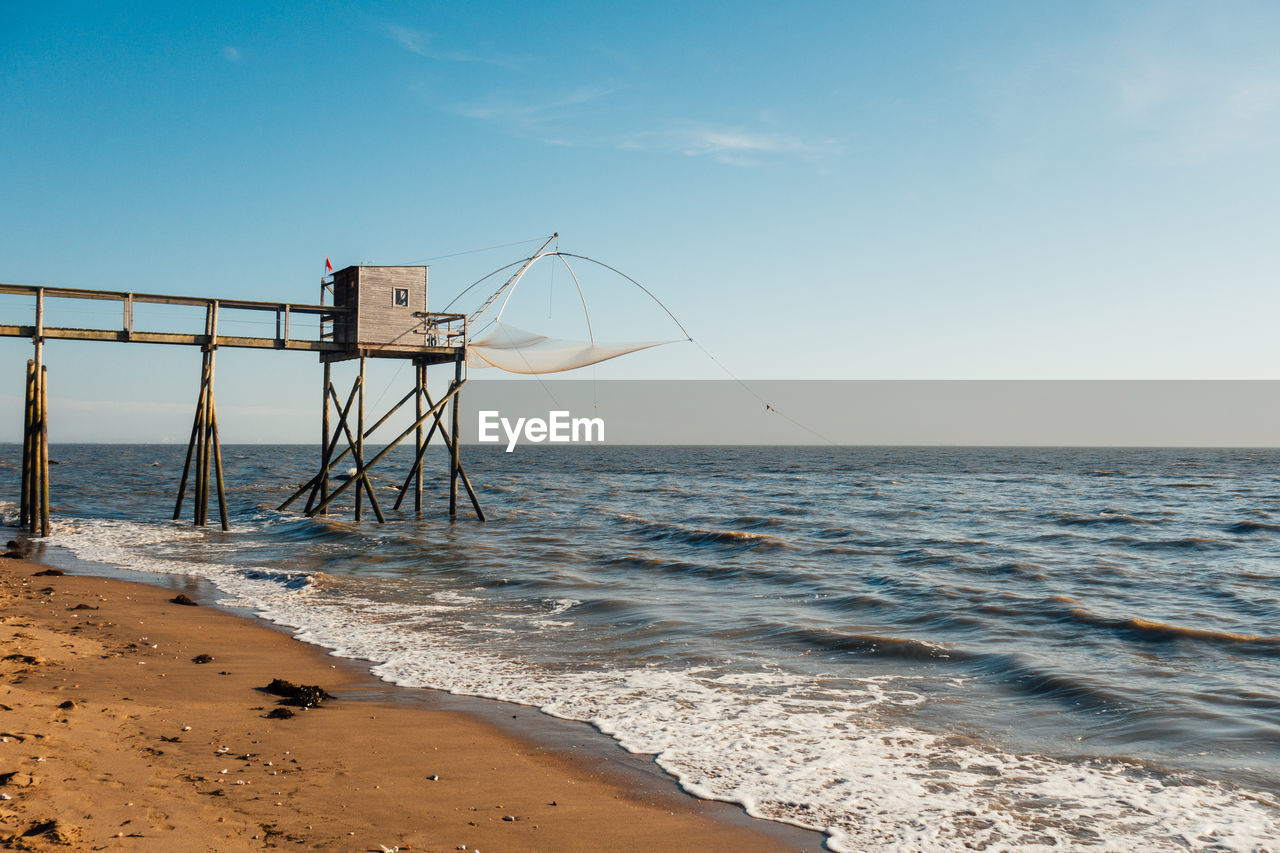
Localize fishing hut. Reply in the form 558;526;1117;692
0;267;484;537
3;232;686;537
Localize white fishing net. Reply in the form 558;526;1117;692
466;322;674;374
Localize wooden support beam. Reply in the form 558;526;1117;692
20;360;34;528
319;362;331;513
295;381;420;514
30;291;50;537
449;357;462;517
305;381;463;518
173;361;208;521
414;363;423;514
324;380;386;523
38;366;50;537
0;324;464;359
194;360;209;527
362;385;419;438
390;385;485;521
210;394;229;532
282;379;359;513
20;359;51;537
304;383;358;514
355;358;365;522
173;304;229;528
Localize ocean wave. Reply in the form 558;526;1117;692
780;627;962;662
722;514;784;530
1227;520;1280;534
1109;536;1234;551
1051;511;1153;527
613;513;789;550
601;554;816;588
988;561;1049;580
1068;609;1280;650
985;655;1131;712
897;547;963;567
42;517;317;593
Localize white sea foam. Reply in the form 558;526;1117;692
544;597;581;615
49;516;1280;852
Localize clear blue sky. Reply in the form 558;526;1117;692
3;2;1279;441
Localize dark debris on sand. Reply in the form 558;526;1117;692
171;593;199;606
263;678;334;708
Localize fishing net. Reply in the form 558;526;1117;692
466;322;674;374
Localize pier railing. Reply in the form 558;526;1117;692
0;283;466;356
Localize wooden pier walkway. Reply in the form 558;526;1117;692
2;274;481;537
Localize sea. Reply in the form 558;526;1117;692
2;444;1278;852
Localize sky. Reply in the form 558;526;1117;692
3;1;1280;442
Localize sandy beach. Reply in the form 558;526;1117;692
0;553;813;852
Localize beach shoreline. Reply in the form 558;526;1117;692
0;550;820;851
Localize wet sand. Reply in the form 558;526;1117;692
0;554;817;851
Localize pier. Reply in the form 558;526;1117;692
1;270;484;536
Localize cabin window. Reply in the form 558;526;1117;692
393;288;409;307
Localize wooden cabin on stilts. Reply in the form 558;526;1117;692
1;265;484;537
3;232;687;537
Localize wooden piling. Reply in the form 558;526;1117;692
327;381;385;523
306;381;462;518
449;357;462;517
173;300;228;528
19;359;50;537
319;362;331;514
173;361;208;521
38;366;50;537
414;362;424;514
391;390;484;521
194;359;209;527
20;360;34;528
210;393;229;531
288;379;358;514
355;358;365;522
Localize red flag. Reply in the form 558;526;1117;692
325;256;333;273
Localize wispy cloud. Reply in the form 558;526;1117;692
977;15;1280;169
453;86;615;125
1113;62;1280;162
452;92;835;166
384;24;512;67
617;122;840;166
